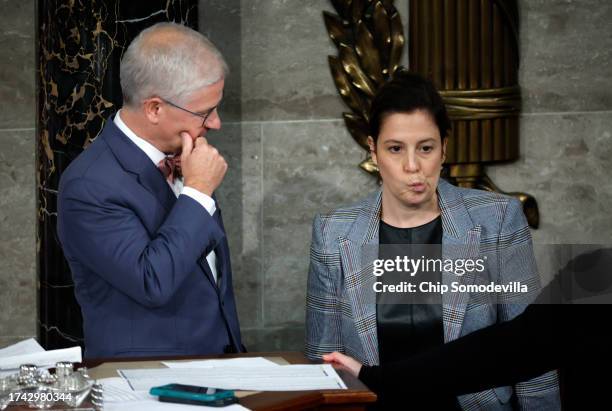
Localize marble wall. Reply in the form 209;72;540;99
0;0;610;351
0;0;37;347
490;0;612;246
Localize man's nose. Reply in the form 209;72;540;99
204;110;221;130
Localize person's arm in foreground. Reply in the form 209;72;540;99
325;302;560;397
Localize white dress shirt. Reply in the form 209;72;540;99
114;111;219;283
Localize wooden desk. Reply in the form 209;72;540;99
84;351;376;411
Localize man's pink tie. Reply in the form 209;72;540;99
157;156;182;184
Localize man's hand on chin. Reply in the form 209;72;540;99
180;131;227;197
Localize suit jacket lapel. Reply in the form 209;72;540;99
197;255;219;291
137;165;177;213
214;208;230;294
438;179;482;342
194;205;231;293
102;118;177;213
338;191;382;365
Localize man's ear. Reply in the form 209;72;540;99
367;136;377;165
143;97;163;125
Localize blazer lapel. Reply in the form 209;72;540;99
102;118;177;213
213;208;230;294
197;256;219;291
194;205;231;292
438;179;482;342
137;165;177;213
338;191;382;366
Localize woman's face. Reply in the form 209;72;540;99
369;110;447;211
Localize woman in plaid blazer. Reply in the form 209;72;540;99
305;71;560;410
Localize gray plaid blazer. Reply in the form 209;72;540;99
305;179;560;410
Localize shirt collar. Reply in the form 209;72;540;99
114;110;166;165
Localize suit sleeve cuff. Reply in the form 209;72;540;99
180;187;216;216
358;365;382;393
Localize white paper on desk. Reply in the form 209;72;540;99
100;377;152;402
0;345;82;370
119;364;347;392
0;338;46;377
105;400;250;411
0;338;44;357
100;377;251;411
163;357;278;369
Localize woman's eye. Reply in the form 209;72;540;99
388;145;401;153
420;145;434;153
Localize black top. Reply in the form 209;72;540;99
360;247;612;410
376;216;461;410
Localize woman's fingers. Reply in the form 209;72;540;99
322;352;362;377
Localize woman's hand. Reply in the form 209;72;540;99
322;351;363;378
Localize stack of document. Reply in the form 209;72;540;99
119;362;347;392
0;338;82;377
101;357;347;410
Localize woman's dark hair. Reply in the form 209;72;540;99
369;70;451;142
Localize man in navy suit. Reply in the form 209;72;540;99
57;22;242;358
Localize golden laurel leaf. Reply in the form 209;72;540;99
324;0;404;174
338;44;376;98
343;112;370;150
323;11;350;48
328;55;369;119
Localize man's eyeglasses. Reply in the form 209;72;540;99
161;98;218;128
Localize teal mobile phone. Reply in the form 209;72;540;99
149;383;235;402
159;395;239;407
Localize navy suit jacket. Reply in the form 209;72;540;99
57;119;242;359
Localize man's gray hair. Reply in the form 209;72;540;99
120;22;228;107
